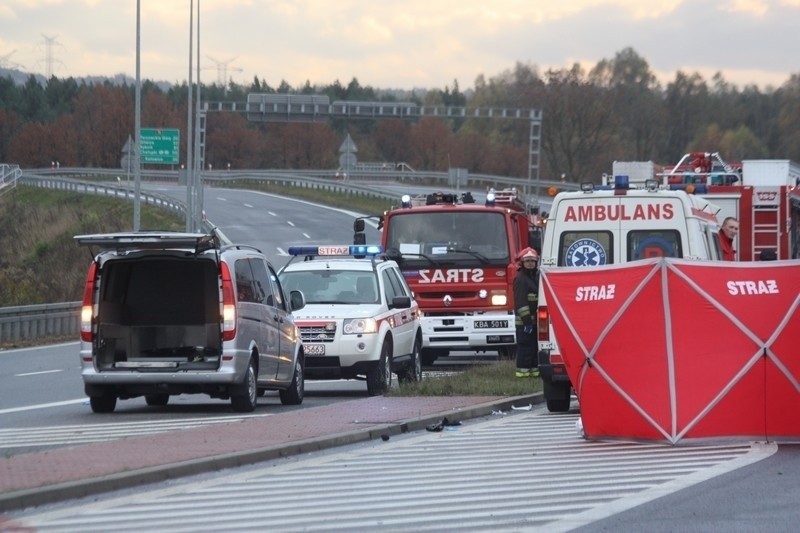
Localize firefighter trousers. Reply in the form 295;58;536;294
515;326;537;370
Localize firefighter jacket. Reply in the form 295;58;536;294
514;266;539;327
719;229;736;261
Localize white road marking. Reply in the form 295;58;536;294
15;369;63;377
0;398;87;415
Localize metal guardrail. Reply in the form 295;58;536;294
21;167;581;195
19;173;187;217
1;168;580;344
0;302;80;345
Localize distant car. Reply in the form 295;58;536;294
74;232;306;413
278;244;423;395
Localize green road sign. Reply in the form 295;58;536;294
140;128;180;165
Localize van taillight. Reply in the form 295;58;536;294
220;262;236;341
80;262;98;342
537;306;549;341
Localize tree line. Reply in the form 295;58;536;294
1;47;798;182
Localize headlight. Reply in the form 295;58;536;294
490;291;507;306
343;318;378;334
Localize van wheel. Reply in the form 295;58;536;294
90;391;117;413
231;358;257;412
279;356;304;406
145;394;169;407
367;339;392;396
398;336;422;383
543;379;572;413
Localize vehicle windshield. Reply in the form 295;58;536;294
279;270;379;304
385;211;510;266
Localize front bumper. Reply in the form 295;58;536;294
420;313;515;350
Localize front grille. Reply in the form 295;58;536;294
299;325;336;343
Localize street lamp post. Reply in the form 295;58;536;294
133;0;142;231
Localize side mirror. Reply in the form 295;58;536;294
390;295;411;309
353;219;365;232
289;290;306;312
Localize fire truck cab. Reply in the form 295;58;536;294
537;177;723;412
358;188;540;366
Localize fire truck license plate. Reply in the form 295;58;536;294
475;320;507;329
304;344;325;356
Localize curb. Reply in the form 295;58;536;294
0;393;542;512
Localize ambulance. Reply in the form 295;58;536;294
536;176;724;412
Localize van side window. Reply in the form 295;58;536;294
249;258;276;307
267;265;287;310
558;231;613;266
235;259;256;303
628;230;682;260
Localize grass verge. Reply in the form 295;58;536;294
389;360;542;396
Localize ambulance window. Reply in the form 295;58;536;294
628;230;682;260
558;232;612;266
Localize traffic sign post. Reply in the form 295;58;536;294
139;128;180;165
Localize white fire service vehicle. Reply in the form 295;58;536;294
278;244;422;396
612;152;800;260
537;177;723;412
355;188;542;366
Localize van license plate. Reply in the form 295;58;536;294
305;344;325;355
475;320;507;329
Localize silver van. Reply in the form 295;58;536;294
75;232;306;413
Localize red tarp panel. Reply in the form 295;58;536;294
540;258;800;444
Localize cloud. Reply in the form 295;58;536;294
2;0;798;90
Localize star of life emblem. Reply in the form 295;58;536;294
565;238;608;267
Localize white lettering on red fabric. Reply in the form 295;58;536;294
726;280;779;295
563;204;675;222
575;284;616;301
417;269;485;284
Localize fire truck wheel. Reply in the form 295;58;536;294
498;346;516;360
367;339;393;396
421;348;446;366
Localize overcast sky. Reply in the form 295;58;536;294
1;0;798;92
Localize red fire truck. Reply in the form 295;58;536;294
613;152;800;260
354;188;541;365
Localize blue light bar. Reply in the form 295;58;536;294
288;245;383;257
614;175;629;189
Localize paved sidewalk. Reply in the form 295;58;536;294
0;393;541;513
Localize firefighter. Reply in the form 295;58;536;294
719;217;739;261
514;247;540;378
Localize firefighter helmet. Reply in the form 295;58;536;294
517;247;539;262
